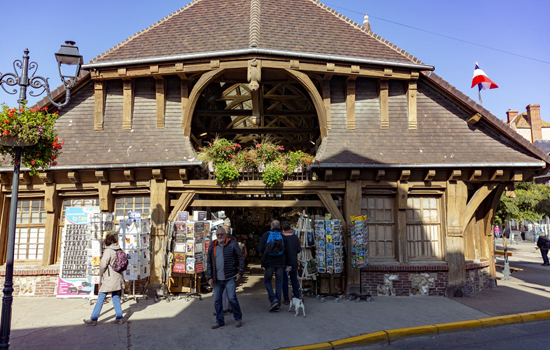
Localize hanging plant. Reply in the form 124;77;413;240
197;137;241;165
285;150;314;174
262;161;286;186
0;103;63;176
214;161;240;186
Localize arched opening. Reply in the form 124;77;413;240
189;68;322;153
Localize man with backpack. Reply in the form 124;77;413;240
536;232;550;266
259;220;287;312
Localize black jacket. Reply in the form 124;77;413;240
282;231;302;270
259;229;287;268
206;238;245;283
537;235;550;250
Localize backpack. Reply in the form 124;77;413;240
264;231;284;256
111;249;128;273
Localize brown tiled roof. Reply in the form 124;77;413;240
89;0;423;66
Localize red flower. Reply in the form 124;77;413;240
31;160;36;165
2;130;8;135
51;155;56;160
280;181;283;184
8;113;13;117
3;120;8;123
43;107;48;111
36;153;40;156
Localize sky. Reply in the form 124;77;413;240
1;0;549;123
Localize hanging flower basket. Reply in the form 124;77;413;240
0;103;63;175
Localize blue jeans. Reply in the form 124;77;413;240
91;291;123;321
213;277;242;326
264;266;284;305
282;269;300;301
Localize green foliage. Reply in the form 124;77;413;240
285;150;314;174
214;161;239;186
494;182;550;224
197;137;241;165
0;103;63;175
262;162;285;186
254;141;284;164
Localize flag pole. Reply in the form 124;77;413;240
478;88;483;105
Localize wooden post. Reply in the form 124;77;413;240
445;181;469;296
150;179;168;284
42;183;59;266
123;79;133;130
346;78;356;130
408;80;417;130
344;181;362;295
180;79;189;129
322;79;331;129
94;81;105;130
155;76;165;129
379;79;389;129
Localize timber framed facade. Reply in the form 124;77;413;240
1;0;548;297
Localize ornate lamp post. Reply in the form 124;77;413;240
0;41;83;349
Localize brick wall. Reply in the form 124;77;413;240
466;261;494;293
361;265;449;296
0;269;59;297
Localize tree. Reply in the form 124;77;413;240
494;182;550;225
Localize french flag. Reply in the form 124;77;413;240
471;63;498;91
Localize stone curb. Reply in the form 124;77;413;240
279;310;550;350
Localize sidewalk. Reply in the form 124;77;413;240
3;241;550;350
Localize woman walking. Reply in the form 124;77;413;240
83;234;125;325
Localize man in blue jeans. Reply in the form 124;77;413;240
281;221;302;304
207;227;245;329
259;220;287;312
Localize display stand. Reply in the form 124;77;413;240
314;217;345;302
155;220;175;303
119;214;151;303
349;215;372;302
86;213;115;305
295;214;317;298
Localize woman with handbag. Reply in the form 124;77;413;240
83;233;125;325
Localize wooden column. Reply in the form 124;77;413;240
96;171;112;212
344;180;362;295
150;178;168;284
397;178;410;263
379;79;389;129
408;80;417;130
445;181;469;296
322;79;331;129
42;183;59;266
123;79;133;130
94;81;105;130
346;78;356;130
180;78;189;128
155;76;165;129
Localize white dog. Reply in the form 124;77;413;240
288;297;306;317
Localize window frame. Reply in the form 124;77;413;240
405;195;444;261
361;195;397;261
14;199;47;262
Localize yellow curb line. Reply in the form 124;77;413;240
281;310;550;350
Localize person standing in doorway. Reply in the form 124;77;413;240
536;232;550;266
259;220;286;312
83;234;125;325
281;221;302;305
207;227;245;329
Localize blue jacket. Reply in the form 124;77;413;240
206;238;245;283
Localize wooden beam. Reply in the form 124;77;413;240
346;78;356;130
152;169;164;180
343;181;361;294
123;79;133;130
317;192;346;224
0;173;9;185
449;170;462;182
179;169;188;181
39;172;53;184
322;80;331;129
94;81;105;130
462;183;497;232
189;199;324;207
180;79;189;129
399;170;411;182
42;183;59;266
325;169;332;181
408;80;417;130
18;173;31;185
379;79;389;129
467;113;482;125
67;171;80;184
512;169;523;182
98;182;112;212
95;170;109;182
376;170;386;182
168;191;196;221
397;181;409;210
490;170;504;181
155;76;165;129
350;169;360;181
424;170;436;182
469;170;482;181
124;170;135;182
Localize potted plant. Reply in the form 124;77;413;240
0;103;63;175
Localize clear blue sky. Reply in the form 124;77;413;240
1;0;548;123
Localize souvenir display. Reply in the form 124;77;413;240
314;218;343;274
119;216;151;280
350;215;368;268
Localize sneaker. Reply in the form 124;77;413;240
269;301;278;312
273;305;281;312
211;323;224;329
235;321;243;328
282;300;290;305
83;319;97;326
112;318;125;324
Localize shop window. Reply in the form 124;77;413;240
406;196;442;259
115;196;150;219
361;196;395;259
55;198;99;263
15;199;46;260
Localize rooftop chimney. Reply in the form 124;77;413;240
363;14;371;31
527;104;542;142
506;110;518;124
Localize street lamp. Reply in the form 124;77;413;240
0;41;83;349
